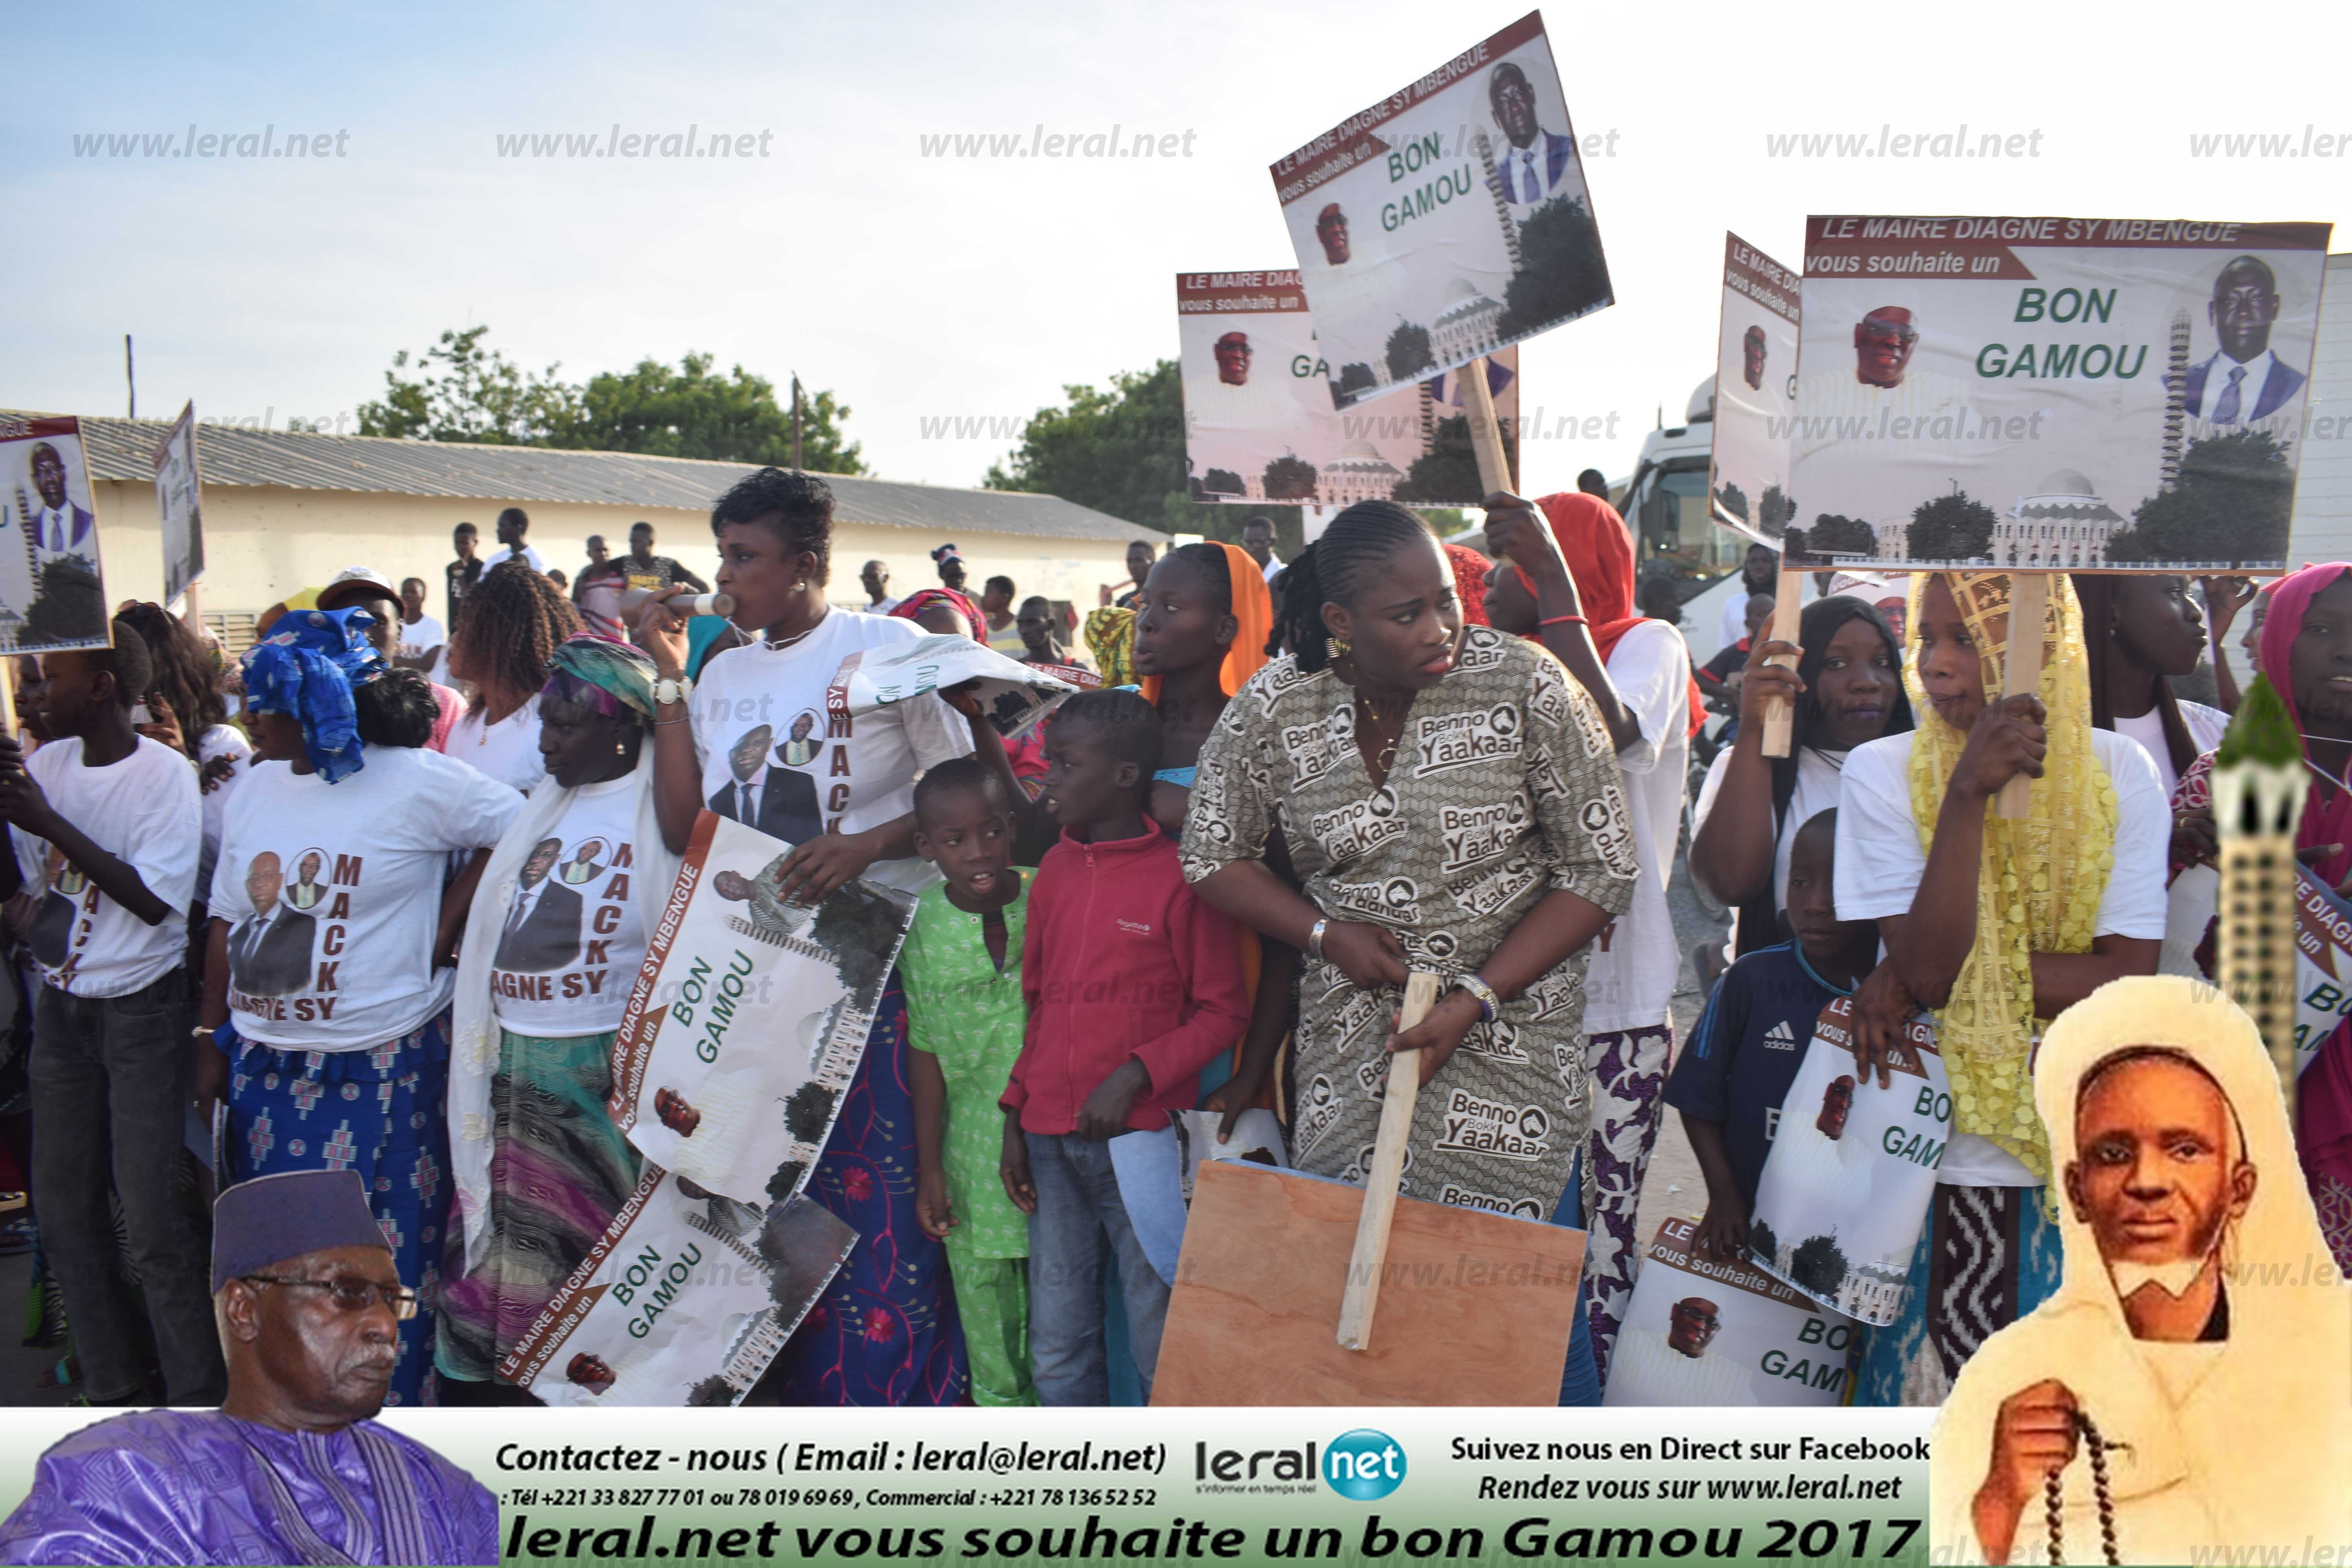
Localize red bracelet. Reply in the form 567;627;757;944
1540;614;1588;627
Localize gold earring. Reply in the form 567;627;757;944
616;741;628;755
1330;635;1352;659
794;581;807;591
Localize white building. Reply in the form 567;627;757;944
1993;469;2124;568
1322;439;1404;506
1430;278;1504;365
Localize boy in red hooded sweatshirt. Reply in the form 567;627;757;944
998;690;1247;1405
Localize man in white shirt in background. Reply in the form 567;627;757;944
0;617;222;1408
861;560;899;615
1241;515;1284;584
393;577;443;673
482;507;549;574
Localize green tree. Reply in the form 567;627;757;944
1336;363;1378;403
2110;429;2295;564
1495;196;1612;342
1263;455;1319;501
557;352;862;472
986;359;1189;531
1716;482;1749;522
1392;414;1518;506
1748;1219;1778;1267
1758;486;1797;535
1383;323;1435;383
1789;1234;1849;1297
21;558;105;648
985;358;1309;552
357;326;862;471
1804;512;1878;557
1905;485;1998;561
356;325;580;445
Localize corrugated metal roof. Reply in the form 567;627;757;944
47;414;1165;545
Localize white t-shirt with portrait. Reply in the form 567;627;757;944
209;746;524;1049
10;737;200;998
690;611;974;895
447;695;547;795
1578;619;1691;1037
1833;725;2169;1188
489;775;648;1038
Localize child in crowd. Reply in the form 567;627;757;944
998;690;1249;1405
904;757;1038;1408
1664;810;1879;1265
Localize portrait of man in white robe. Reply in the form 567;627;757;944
1931;976;2352;1564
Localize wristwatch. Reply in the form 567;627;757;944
653;676;693;708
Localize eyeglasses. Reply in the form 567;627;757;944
1859;321;1919;345
240;1274;419;1320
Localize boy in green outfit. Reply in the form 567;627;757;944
904;755;1038;1406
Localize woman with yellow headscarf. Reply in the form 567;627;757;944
1832;572;2171;1405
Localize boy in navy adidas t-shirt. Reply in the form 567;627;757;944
1664;809;1878;1262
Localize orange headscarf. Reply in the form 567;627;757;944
1139;541;1272;704
1528;491;1704;738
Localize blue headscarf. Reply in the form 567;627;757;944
242;607;385;783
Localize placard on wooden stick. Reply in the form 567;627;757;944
1151;1160;1585;1406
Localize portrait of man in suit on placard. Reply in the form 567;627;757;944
2184;254;2306;425
1488;60;1575;209
706;724;822;846
494;837;584;974
16;441;98;572
228;851;318;997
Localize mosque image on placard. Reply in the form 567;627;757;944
1323;440;1406;507
1987;469;2125;568
1431;278;1506;365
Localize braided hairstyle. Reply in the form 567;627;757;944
1164;541;1233;618
116;601;227;743
449;559;580;711
1265;501;1436;671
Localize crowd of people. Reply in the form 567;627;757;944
0;463;2330;1434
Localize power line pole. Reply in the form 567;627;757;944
791;374;804;472
125;334;136;418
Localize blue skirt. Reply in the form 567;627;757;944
771;980;967;1405
225;1014;451;1408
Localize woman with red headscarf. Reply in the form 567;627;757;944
1481;488;1695;1400
2172;562;2352;1272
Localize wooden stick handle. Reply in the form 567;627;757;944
1459;358;1514;498
1995;571;2049;820
1336;970;1443;1352
1759;568;1805;758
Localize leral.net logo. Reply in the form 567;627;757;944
1324;1428;1406;1501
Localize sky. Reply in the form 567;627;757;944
7;0;2347;502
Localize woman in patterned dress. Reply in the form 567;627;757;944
1179;502;1637;1219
